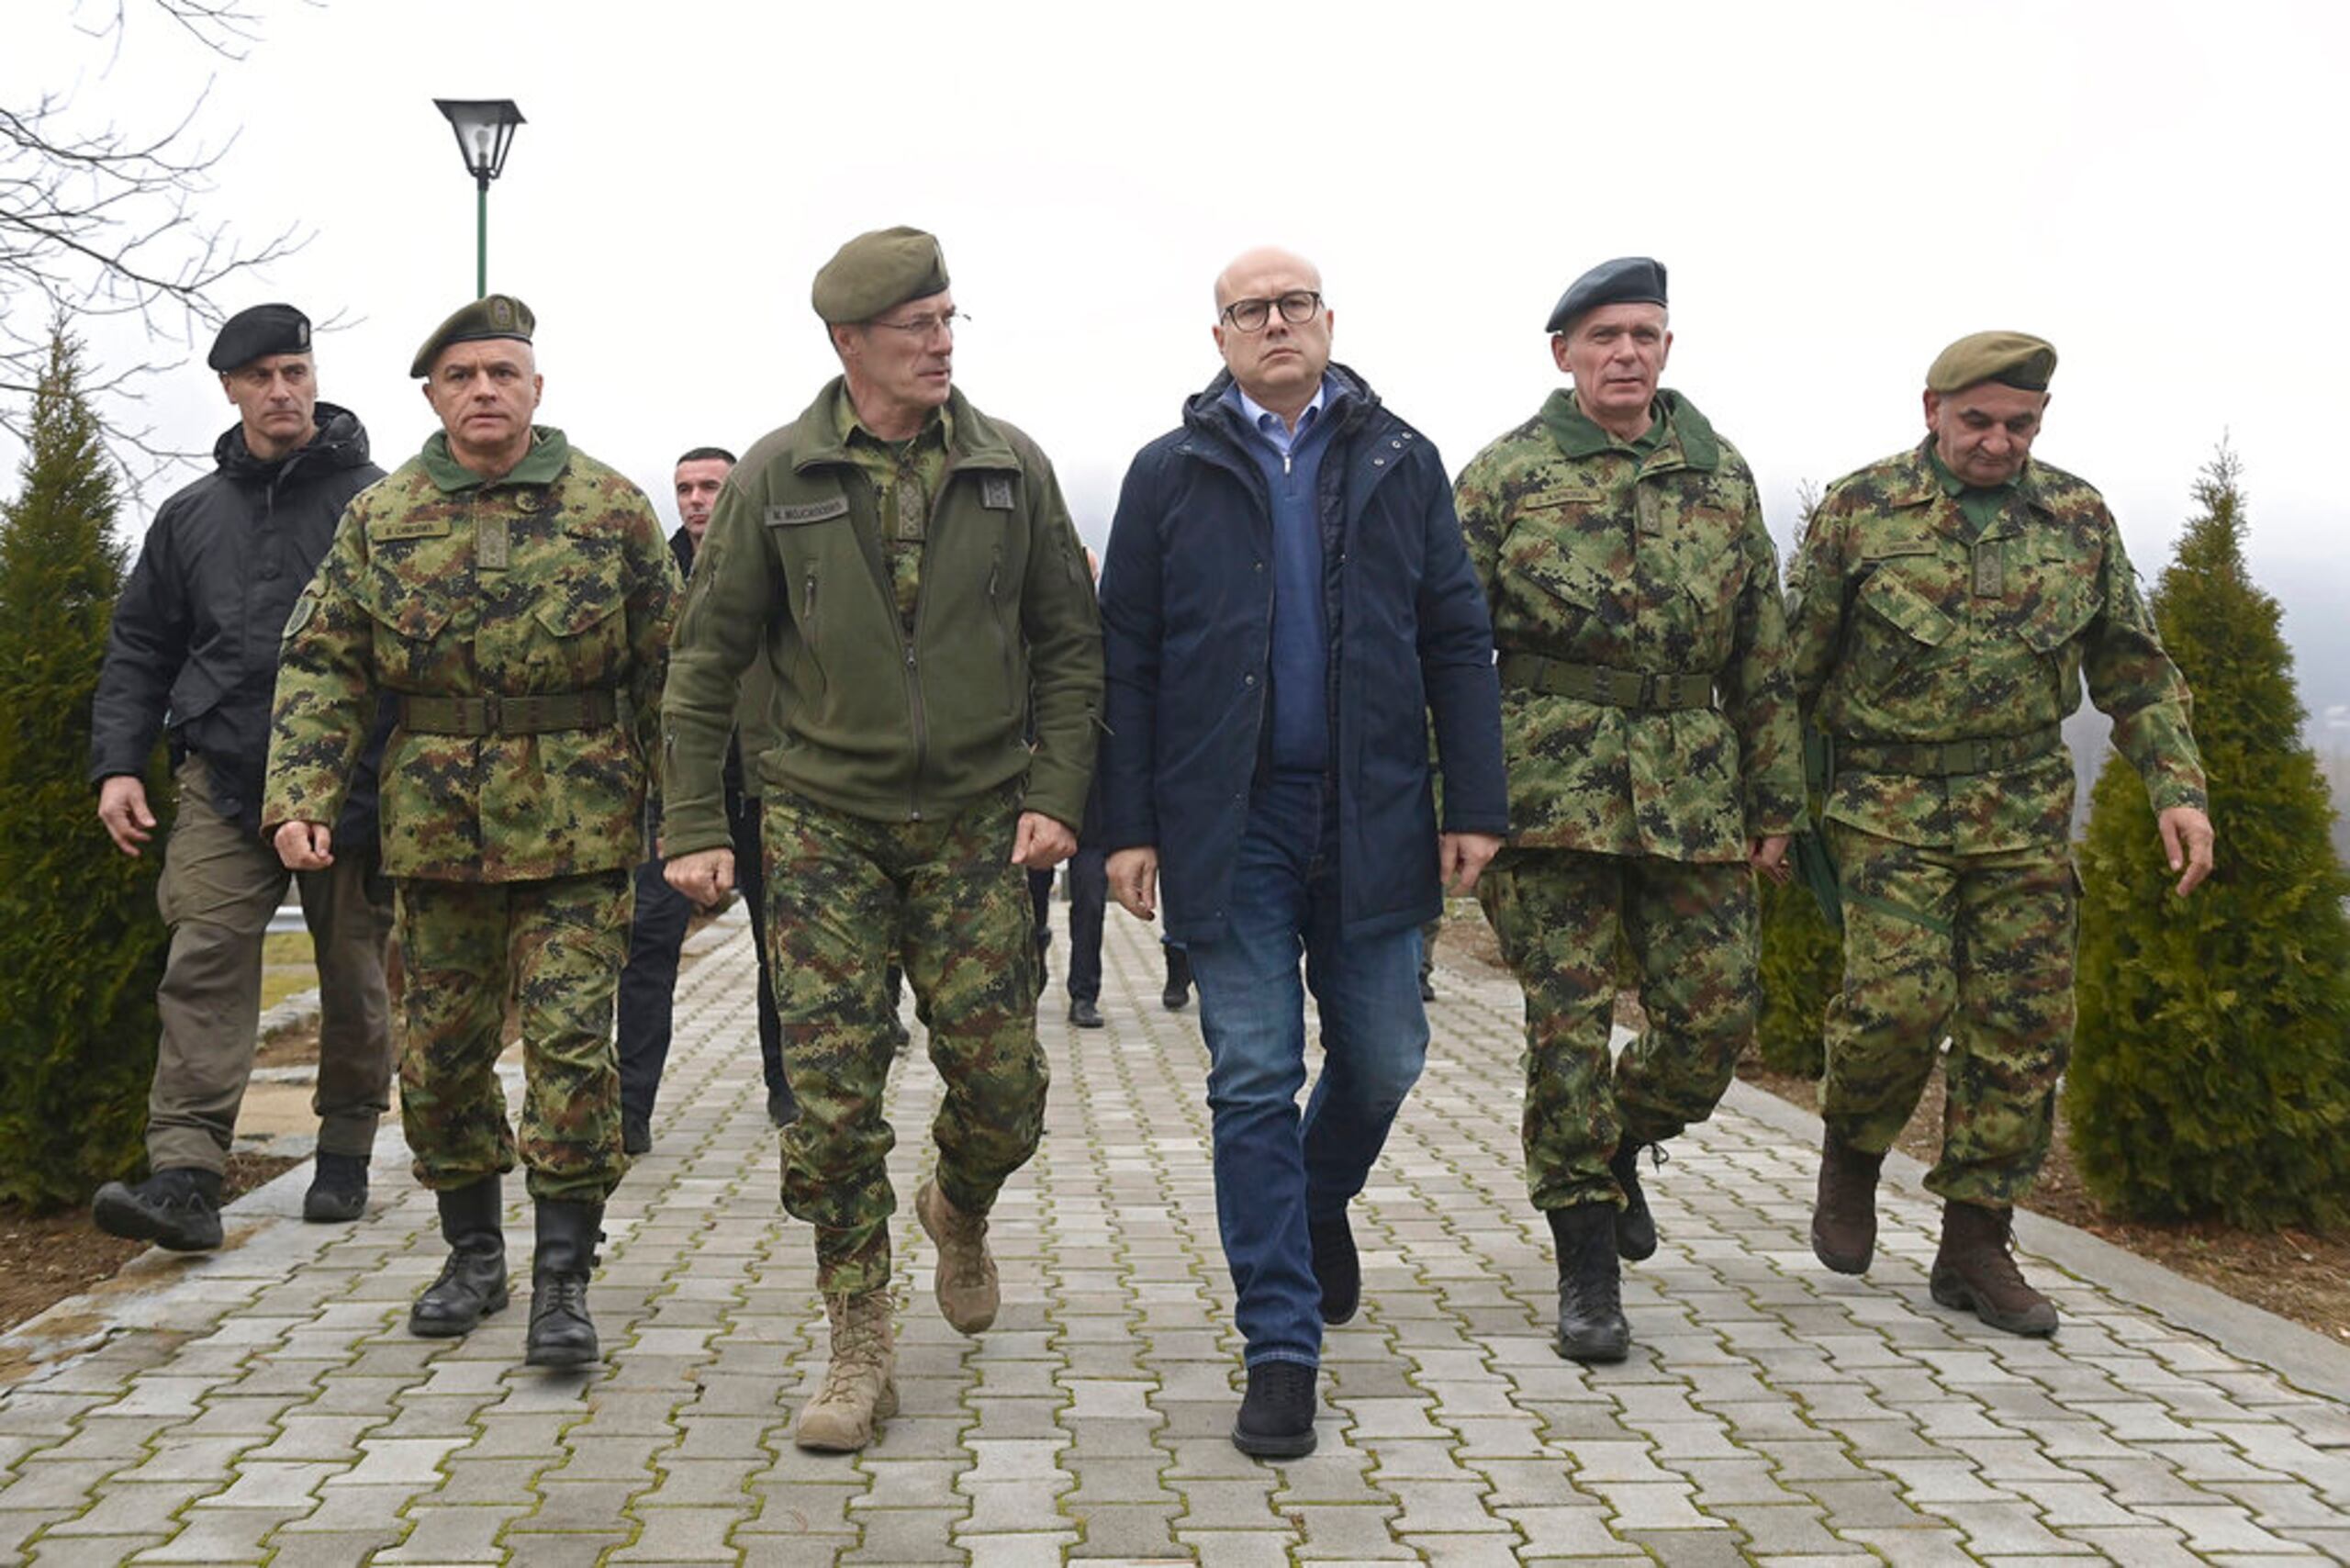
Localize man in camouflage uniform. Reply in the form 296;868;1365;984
1455;258;1802;1362
264;295;678;1369
662;228;1100;1452
1788;330;2214;1336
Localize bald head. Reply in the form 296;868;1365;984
1211;245;1334;423
1214;246;1322;313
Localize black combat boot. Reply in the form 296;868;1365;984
1547;1204;1630;1363
409;1177;508;1338
1811;1129;1885;1276
1930;1201;2059;1337
92;1167;223;1252
1607;1140;1662;1261
1162;946;1192;1011
303;1151;370;1224
524;1198;604;1368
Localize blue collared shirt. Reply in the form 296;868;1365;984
1224;375;1338;772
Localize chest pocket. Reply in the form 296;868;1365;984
529;578;630;691
1500;493;1616;644
361;551;458;690
2017;541;2098;655
1850;561;1956;694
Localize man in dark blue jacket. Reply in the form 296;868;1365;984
1098;247;1506;1459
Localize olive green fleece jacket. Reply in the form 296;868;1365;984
661;380;1101;856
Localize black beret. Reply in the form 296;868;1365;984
811;227;950;325
1545;256;1669;335
409;294;536;378
1926;330;2058;394
207;304;311;372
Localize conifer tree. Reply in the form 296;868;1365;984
2068;444;2350;1227
0;330;167;1207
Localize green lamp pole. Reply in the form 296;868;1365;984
431;99;526;299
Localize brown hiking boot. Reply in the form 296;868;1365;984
1930;1201;2059;1337
1811;1130;1885;1275
914;1178;999;1335
793;1292;900;1451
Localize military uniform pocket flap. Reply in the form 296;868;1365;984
362;587;453;644
1513;551;1609;610
532;572;628;639
1684;546;1751;613
765;496;849;527
1858;569;1956;648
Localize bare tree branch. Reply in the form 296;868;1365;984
6;1;314;493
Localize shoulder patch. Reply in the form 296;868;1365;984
767;497;849;526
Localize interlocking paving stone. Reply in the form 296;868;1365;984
0;915;2344;1565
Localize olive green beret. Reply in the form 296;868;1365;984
1926;330;2057;394
409;293;536;378
208;303;310;372
811;226;949;325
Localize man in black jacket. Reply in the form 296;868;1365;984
1097;248;1507;1458
88;304;397;1251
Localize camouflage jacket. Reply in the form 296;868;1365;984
263;427;678;880
1786;440;2206;853
662;380;1101;853
1455;388;1803;862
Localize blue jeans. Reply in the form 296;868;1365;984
1186;772;1429;1368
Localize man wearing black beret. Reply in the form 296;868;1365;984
89;304;397;1251
1454;257;1803;1362
662;226;1102;1451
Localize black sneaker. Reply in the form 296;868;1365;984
92;1168;223;1252
1308;1211;1360;1325
1162;948;1192;1012
1068;997;1104;1029
1231;1361;1317;1458
302;1151;369;1224
621;1112;652;1157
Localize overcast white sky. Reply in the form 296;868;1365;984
11;0;2350;714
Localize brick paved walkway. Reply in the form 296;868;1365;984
4;908;2348;1564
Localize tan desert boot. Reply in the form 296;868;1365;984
793;1292;900;1451
914;1177;1000;1335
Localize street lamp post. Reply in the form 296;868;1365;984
431;98;526;299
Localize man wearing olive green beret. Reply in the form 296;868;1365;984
1786;331;2215;1336
263;294;681;1372
662;227;1102;1451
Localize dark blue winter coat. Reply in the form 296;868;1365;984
1096;364;1506;943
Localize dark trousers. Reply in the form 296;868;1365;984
732;789;791;1105
616;856;691;1123
1066;846;1108;1002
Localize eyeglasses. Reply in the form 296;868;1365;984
1220;291;1323;332
868;308;967;340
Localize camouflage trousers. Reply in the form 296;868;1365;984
1480;848;1757;1211
764;786;1047;1297
1820;823;2075;1206
394;871;632;1204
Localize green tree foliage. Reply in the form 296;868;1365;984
1757;865;1841;1079
0;330;167;1208
1757;480;1841;1077
2068;444;2350;1227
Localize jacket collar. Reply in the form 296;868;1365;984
783;379;1018;476
1886;438;2056;515
1539;386;1719;471
215;400;372;483
420;425;569;493
1181;361;1381;453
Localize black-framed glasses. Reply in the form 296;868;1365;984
1220;291;1322;332
869;308;966;340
